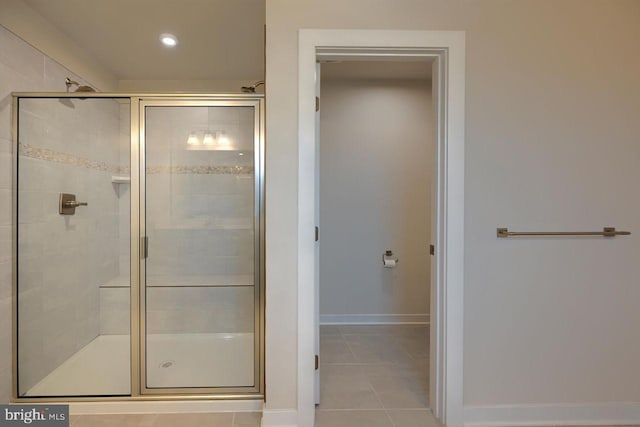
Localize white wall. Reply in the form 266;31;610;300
319;74;432;322
264;0;640;418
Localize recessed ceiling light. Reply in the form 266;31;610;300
160;33;178;47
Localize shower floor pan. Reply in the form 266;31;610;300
24;332;254;397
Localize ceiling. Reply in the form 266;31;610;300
24;0;265;81
321;60;433;80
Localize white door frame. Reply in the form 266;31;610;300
297;29;465;427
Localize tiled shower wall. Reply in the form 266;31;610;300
0;24;123;398
100;106;257;335
17;98;123;393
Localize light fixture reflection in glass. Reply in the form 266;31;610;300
160;33;178;47
187;133;199;145
203;133;215;145
238;152;244;156
217;133;230;146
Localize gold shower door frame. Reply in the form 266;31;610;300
12;93;265;401
136;97;264;397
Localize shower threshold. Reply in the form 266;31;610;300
24;332;254;397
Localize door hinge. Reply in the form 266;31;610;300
141;236;149;259
315;226;319;242
315;96;320;112
429;244;435;256
315;355;319;370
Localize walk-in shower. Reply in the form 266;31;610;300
12;93;264;400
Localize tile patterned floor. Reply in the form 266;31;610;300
70;412;261;427
315;324;433;427
65;325;637;427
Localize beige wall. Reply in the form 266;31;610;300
319;75;432;321
117;80;262;93
265;0;640;412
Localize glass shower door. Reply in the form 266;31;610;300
16;96;131;397
141;99;262;393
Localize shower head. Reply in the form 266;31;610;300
65;77;96;93
241;80;264;93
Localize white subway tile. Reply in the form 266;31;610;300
0;152;11;190
99;287;130;335
0;366;10;403
0;139;11;154
0;189;10;226
0;27;45;82
146;286;254;334
0;265;11;303
0;226;10;266
17;190;44;224
43;57;82;93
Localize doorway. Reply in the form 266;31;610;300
294;30;465;427
315;59;433;425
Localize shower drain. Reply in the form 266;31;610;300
159;360;175;369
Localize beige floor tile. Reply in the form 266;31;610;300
321;363;388;379
359;339;428;409
318;380;382;410
71;414;156;427
318;364;383;410
320;325;342;336
339;325;424;336
315;410;394;427
346;338;414;364
320;334;347;346
396;336;429;359
320;339;357;364
318;325;429;413
387;409;438;427
152;412;233;427
338;325;389;335
385;358;429;384
369;374;429;409
233;412;262;427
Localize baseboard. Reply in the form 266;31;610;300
464;402;640;426
261;409;298;427
69;399;262;415
320;314;429;325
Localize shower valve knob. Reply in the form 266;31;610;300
63;201;88;207
59;193;87;215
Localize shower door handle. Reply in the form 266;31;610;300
141;236;149;259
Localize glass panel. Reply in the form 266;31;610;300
17;97;131;396
145;105;256;389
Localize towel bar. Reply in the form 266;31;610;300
497;227;631;238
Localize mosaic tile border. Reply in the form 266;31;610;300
19;143;254;175
19;143;122;174
146;165;253;175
